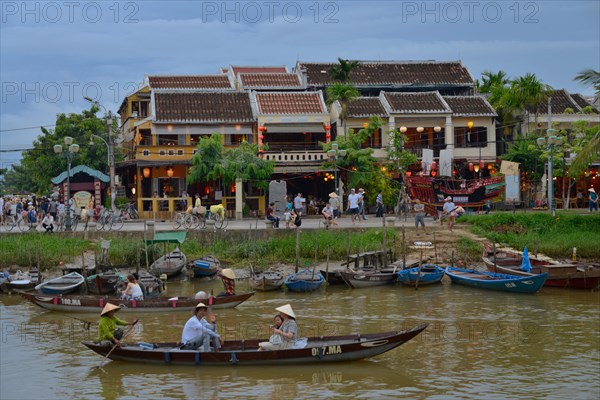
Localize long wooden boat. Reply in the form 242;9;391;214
340;267;398;289
285;270;324;292
445;267;548;294
190;256;220;278
136;273;164;298
18;290;255;313
34;272;84;295
482;245;600;289
86;272;127;295
150;248;187;278
250;271;285;291
81;323;428;366
397;264;445;287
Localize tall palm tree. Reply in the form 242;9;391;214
574;69;600;95
476;70;509;94
326;83;360;137
511;73;552;135
328;58;360;83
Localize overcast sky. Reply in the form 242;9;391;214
1;0;599;168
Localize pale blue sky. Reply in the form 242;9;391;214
1;0;599;167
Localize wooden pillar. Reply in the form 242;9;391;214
235;178;243;220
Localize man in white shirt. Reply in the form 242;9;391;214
181;303;222;351
347;189;361;225
42;214;54;233
293;193;305;216
321;202;334;228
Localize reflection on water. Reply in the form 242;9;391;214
1;281;599;399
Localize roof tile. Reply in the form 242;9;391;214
148;75;233;90
256;92;326;115
154;92;254;122
346;97;388;117
443;96;497;117
239;73;303;89
383;92;450;113
571;93;598;113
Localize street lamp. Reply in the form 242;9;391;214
84;96;116;211
327;143;347;196
537;129;563;216
54;137;80;231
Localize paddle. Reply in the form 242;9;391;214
95;321;137;369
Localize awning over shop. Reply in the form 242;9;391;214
145;231;187;245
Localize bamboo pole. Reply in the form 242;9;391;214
295;228;300;273
382;213;388;267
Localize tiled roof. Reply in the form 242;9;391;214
298;61;474;86
239;73;303;89
230;66;288;75
256;92;326;115
571;93;598;113
527;89;580;114
382;92;451;114
443;96;497;117
154;92;254;122
148;75;233;90
346;97;388;117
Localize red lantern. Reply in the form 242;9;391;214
479;160;485;170
469;163;474;172
326;133;331;139
324;124;331;130
431;161;437;171
258;126;266;132
430;170;437;177
406;171;412;177
453;169;458;176
259;134;264;140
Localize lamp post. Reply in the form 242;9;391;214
54;137;80;231
327;143;347;196
84;97;116;211
537;129;563;216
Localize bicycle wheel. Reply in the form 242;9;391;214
6;217;17;232
71;216;79;231
214;214;224;230
110;215;124;231
183;214;198;230
96;216;106;231
171;213;184;230
18;219;31;232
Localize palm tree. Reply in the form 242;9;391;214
326;83;360;138
511;73;552;135
570;131;600;173
328;58;360;83
574;69;600;95
476;70;509;94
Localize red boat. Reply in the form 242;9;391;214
406;175;504;217
482;243;600;290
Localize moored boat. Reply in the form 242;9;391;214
285;269;324;292
397;264;445;287
339;267;397;289
34;272;85;295
250;271;284;291
81;323;428;366
86;272;127;295
17;290;255;313
190;256;220;278
0;268;42;293
150;248;187;278
445;267;548;294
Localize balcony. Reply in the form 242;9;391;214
263;150;327;164
135;145;196;161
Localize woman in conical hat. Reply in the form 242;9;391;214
259;304;299;351
218;269;236;296
97;303;138;347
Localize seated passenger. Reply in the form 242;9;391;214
180;303;222;351
120;274;144;301
258;304;298;351
218;269;236;296
321;202;334;227
97;303;138;347
258;314;284;351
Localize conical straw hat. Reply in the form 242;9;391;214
221;269;236;279
275;304;296;319
100;303;121;316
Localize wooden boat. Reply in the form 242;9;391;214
34;272;85;295
445;267;548;294
250;271;285;291
17;290;255;313
81;323;428;366
339;267;398;289
482;244;600;289
86;272;127;295
0;268;42;293
285;269;324;292
397;264;445;287
320;269;345;285
136;273;164;298
190;256;220;278
150;248;187;278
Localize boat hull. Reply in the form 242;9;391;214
82;323;428;366
18;290;255;313
250;272;284;291
446;267;547;293
397;265;445;286
150;250;187;278
340;271;396;288
35;272;84;295
191;256;220;278
285;270;324;292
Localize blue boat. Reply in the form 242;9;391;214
397;264;445;287
190;256;220;278
445;267;548;294
35;272;85;295
285;269;324;292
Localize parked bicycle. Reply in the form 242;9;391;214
171;211;198;230
121;202;138;220
96;208;125;231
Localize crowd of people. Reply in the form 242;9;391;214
0;195;72;232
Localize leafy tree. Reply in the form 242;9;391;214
574;68;600;95
187;135;274;190
476;70;509;94
326;83;360;138
2;106;113;194
328;58;360;83
501;135;544;204
387;129;419;214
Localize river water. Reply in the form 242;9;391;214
1;277;599;399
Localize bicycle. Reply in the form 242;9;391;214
122;202;138;220
2;214;18;231
171;211;198;230
204;205;228;231
18;214;39;232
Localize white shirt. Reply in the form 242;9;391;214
181;315;220;344
443;202;456;213
42;215;54;225
348;193;360;208
0;198;4;213
131;283;143;299
58;203;65;214
294;196;305;209
322;205;333;216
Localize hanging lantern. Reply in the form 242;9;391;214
433;126;442;133
416;127;424;133
480;160;485;170
468;163;474;172
326;133;331;139
430;170;437;177
467;121;474;129
488;163;493;170
167;167;174;178
474;164;480;173
431;161;437;171
259;134;264;140
143;167;151;178
406;171;412;177
453;169;458;176
258;126;266;132
324;124;331;130
399;126;407;133
363;122;369;128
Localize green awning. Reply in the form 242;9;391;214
145;231;187;245
51;165;110;184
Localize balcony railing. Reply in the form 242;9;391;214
135;145;196;160
263;150;327;163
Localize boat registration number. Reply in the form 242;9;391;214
61;298;81;306
311;345;342;357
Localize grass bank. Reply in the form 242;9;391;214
0;234;91;269
460;213;600;260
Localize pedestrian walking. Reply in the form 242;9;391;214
413;199;427;234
